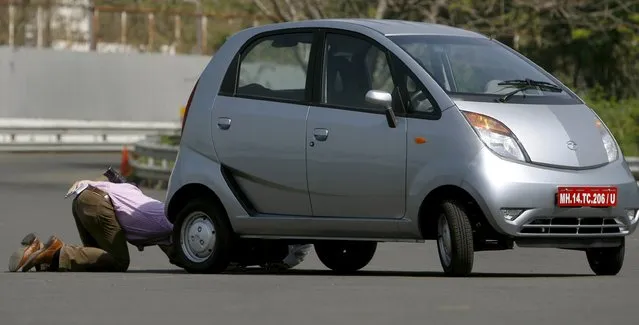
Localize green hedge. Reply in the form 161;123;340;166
159;135;181;146
580;89;639;157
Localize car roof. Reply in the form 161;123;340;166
254;18;487;38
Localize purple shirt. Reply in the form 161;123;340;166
86;181;173;246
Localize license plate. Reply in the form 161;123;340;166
556;186;618;207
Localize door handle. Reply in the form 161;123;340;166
217;117;231;130
313;128;329;141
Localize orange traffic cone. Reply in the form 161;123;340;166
120;145;132;177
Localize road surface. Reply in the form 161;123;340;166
0;152;638;325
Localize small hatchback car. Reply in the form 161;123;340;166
165;19;639;276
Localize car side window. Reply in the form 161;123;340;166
322;33;397;112
391;55;439;116
405;74;437;114
237;32;313;102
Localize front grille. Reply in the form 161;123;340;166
520;217;626;235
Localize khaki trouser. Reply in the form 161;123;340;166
58;186;130;272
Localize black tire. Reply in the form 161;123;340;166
436;200;474;277
172;199;233;274
315;241;377;273
586;239;625;276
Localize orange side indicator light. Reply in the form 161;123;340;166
414;137;427;144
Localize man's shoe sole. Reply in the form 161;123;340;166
20;235;61;272
8;233;38;272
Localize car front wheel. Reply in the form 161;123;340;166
172;199;233;274
586;239;625;276
315;240;377;273
436;200;474;277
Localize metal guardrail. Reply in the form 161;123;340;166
0;118;181;152
129;137;179;183
628;156;639;177
130;136;639;185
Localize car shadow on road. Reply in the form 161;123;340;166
125;268;592;278
231;269;592;278
125;269;188;274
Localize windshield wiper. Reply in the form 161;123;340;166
496;79;563;103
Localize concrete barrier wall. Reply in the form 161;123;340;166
0;46;212;122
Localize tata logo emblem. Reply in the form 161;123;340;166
567;141;578;151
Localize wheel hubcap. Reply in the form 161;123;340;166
437;215;453;266
180;211;216;263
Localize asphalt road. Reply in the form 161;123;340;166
1;152;638;325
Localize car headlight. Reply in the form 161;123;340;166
595;119;618;162
462;111;526;162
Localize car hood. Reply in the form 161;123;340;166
453;100;611;169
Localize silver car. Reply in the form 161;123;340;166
165;19;639;276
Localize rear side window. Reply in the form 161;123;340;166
237;33;313;102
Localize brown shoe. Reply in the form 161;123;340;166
21;235;64;272
8;233;43;272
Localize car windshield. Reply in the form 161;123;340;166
388;35;579;104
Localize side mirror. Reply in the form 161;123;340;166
365;90;397;128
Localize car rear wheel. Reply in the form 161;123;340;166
315;241;377;273
172;199;233;274
437;200;474;277
586;239;625;276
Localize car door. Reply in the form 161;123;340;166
305;31;407;219
211;31;315;216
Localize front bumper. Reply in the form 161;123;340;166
463;148;639;241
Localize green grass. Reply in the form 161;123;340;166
159;135;181;146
